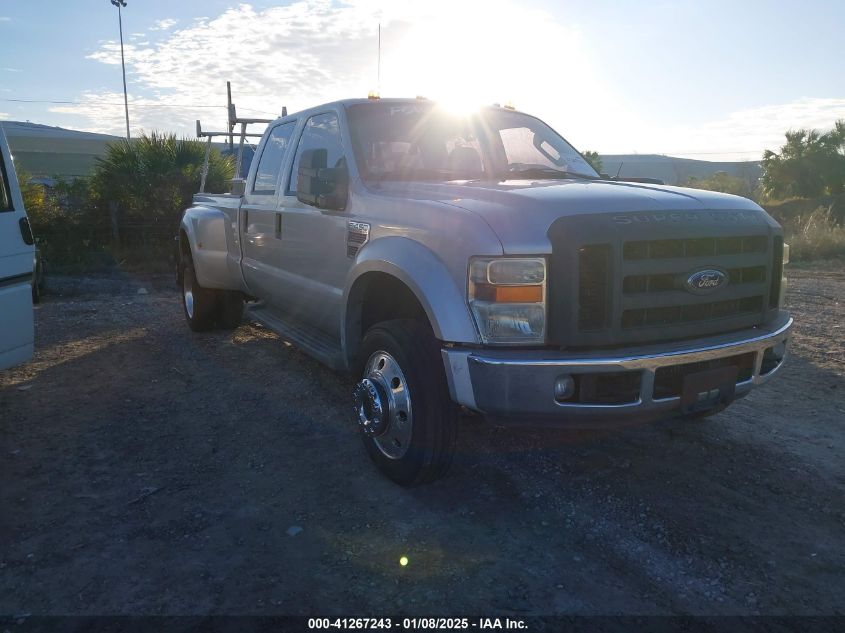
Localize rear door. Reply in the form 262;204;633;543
0;128;35;370
240;120;297;303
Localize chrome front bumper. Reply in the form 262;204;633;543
442;314;793;424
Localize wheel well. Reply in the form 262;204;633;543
179;230;190;257
346;272;430;367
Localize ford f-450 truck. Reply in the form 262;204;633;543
178;98;792;485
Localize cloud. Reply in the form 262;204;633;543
617;98;845;161
3;67;22;72
0;16;10;22
55;1;845;160
66;2;387;136
48;91;220;138
150;18;177;31
0;112;10;119
62;0;605;138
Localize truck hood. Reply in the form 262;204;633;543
372;178;770;252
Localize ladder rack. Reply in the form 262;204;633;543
196;82;283;193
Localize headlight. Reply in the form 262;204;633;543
468;257;546;344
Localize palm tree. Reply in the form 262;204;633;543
91;132;234;243
762;120;845;199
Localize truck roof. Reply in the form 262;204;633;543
269;97;521;127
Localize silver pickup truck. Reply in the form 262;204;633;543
178;97;792;485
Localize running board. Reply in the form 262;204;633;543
246;303;346;371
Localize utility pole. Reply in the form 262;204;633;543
110;0;130;140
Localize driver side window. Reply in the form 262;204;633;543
288;113;344;194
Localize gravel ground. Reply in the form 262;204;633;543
1;265;843;616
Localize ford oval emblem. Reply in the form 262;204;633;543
685;269;728;295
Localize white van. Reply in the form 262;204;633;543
0;126;35;370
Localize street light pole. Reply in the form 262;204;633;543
111;0;130;140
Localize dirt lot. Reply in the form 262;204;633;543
1;266;843;616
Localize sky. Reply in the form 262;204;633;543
1;0;843;161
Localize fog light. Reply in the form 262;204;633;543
554;375;575;402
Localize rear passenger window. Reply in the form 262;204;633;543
288;113;344;194
252;122;296;195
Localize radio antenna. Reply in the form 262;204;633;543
377;23;381;94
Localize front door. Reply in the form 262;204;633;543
0;129;35;370
278;111;352;337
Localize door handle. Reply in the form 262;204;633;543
275;213;282;239
242;208;249;233
19;217;35;245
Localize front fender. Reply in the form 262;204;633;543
343;236;480;348
180;206;235;290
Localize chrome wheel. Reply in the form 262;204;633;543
354;351;413;460
183;268;195;319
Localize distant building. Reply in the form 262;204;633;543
0;120;121;179
599;154;762;188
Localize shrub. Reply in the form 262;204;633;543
781;205;845;261
686;172;757;199
89;132;234;259
761;120;845;199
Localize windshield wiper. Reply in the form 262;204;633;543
504;167;598;181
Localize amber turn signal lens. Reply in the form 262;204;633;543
474;284;543;303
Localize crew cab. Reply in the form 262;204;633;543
178;98;792;485
0;126;35;371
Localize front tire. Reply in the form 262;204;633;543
354;319;459;486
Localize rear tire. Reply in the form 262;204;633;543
354;319;459;486
181;253;216;332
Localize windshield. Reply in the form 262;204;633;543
346;102;599;182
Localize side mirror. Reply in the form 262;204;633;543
296;148;348;211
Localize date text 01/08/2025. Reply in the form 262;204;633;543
306;617;528;629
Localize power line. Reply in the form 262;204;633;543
1;98;278;116
5;98;221;109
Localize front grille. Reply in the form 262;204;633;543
617;234;769;336
622;296;763;329
548;213;781;348
578;244;611;330
623;236;767;260
623;266;766;294
653;352;756;399
769;236;783;309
